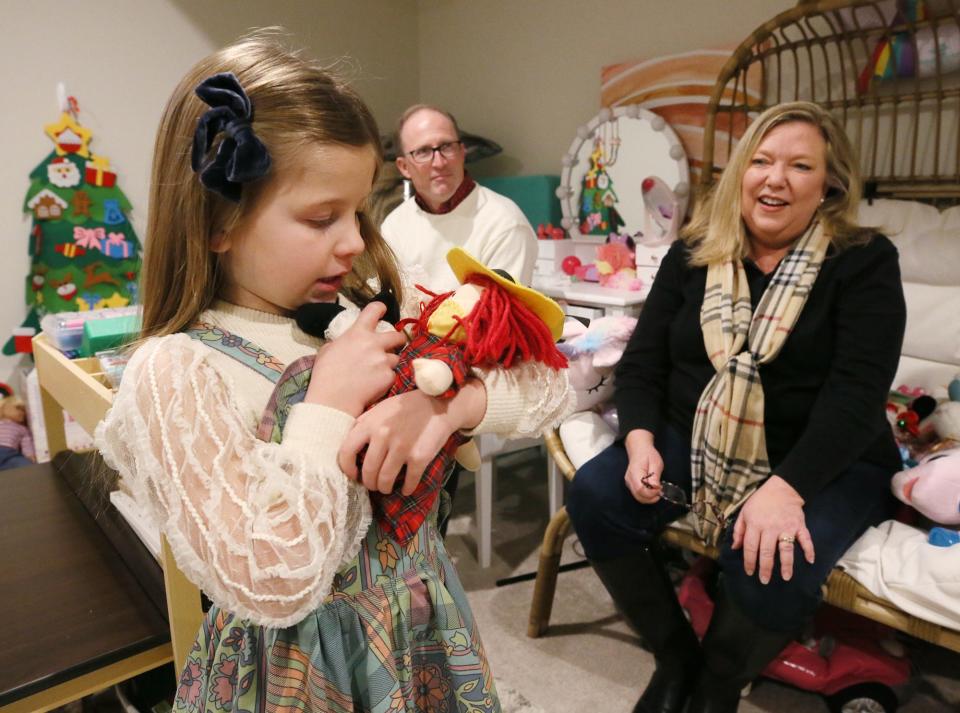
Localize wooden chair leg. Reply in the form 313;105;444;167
527;506;573;638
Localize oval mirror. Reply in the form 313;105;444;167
558;105;689;241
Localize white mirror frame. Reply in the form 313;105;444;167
557;105;690;240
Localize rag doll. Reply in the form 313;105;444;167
295;247;567;544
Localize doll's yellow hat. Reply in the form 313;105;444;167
446;247;565;341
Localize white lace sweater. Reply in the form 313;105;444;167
96;300;573;627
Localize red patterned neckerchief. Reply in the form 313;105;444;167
414;172;476;214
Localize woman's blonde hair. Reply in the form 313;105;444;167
140;30;401;339
682;101;873;265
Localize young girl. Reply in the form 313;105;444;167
95;33;572;712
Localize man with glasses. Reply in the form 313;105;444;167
381;105;539;536
381;104;537;294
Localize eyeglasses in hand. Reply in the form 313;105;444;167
406;141;463;164
640;474;727;530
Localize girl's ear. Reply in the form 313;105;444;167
210;231;231;254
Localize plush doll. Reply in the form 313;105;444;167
929;375;960;446
296;247;567;544
0;383;36;471
595;237;643;291
891;447;960;527
555;315;637;469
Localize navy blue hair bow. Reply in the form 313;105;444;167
191;72;271;203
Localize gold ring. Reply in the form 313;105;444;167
778;535;796;545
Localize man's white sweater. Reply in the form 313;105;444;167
381;185;537;293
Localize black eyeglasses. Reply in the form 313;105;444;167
640;474;727;529
406;141;463;164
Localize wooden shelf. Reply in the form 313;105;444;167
27;333;203;709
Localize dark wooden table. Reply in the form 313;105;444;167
0;457;171;711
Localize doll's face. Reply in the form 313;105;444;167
2;401;26;424
426;282;483;342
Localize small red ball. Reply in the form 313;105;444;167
561;255;581;276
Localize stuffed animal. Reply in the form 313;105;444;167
296;247;567;544
595;237;643;291
929;373;960;446
555;315;636;469
0;383;35;471
891;446;960;527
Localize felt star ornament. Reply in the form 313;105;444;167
44;112;93;157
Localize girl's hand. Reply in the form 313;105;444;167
624;429;665;504
732;474;815;584
338;380;486;495
305;302;407;417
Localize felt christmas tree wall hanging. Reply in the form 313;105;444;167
577;137;625;237
4;95;142;355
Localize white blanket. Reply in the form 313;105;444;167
837;520;960;631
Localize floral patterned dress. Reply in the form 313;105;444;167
173;325;499;713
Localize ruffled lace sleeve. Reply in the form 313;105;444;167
95;335;371;628
466;361;575;438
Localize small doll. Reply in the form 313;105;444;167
296;247;568;544
0;384;36;471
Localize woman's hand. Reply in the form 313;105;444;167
304;302;407;417
623;429;665;504
338;379;487;495
732;474;815;584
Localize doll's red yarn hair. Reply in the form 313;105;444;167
401;276;567;370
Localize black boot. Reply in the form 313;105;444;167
591;545;701;713
685;581;798;713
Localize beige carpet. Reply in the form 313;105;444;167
444;448;960;713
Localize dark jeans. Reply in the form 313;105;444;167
0;446;32;471
566;426;895;631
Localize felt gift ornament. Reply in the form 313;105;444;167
84;155;117;187
55;243;86;258
4;93;143;355
103;232;132;258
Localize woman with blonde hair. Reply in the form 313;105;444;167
567;101;906;713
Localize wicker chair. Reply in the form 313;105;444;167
528;432;960;653
528;0;960;655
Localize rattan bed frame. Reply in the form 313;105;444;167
528;0;960;653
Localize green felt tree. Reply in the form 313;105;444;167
4;107;142;355
577;141;624;237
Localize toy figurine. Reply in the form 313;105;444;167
0;384;35;470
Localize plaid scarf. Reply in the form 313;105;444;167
690;220;830;545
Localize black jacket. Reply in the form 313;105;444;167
614;235;906;501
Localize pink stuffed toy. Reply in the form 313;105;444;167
595;240;643;291
556;315;637;468
891;447;960;526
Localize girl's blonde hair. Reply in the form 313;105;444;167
682;101;874;265
141;30;401;339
